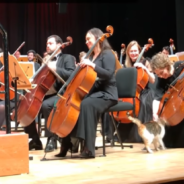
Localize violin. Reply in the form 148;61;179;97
47;26;114;138
112;39;154;123
169;38;175;55
11;37;72;127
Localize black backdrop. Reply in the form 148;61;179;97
0;1;181;61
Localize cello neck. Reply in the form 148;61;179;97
170;45;174;55
120;52;123;65
135;46;147;64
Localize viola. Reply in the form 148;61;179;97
158;65;184;126
11;37;72;127
47;26;114;138
169;38;175;55
112;39;154;123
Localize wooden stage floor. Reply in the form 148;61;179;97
1;136;184;184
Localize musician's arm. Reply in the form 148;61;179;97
152;77;166;120
94;50;116;80
56;55;76;80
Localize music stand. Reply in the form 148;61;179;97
18;55;36;62
0;54;33;129
19;62;35;79
169;55;179;62
17;55;28;62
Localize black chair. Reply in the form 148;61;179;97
96;67;138;156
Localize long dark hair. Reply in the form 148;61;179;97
87;28;112;52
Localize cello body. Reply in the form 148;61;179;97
47;66;97;137
158;69;184;126
12;65;56;127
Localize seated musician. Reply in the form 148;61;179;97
25;35;76;151
27;49;40;71
115;40;156;143
151;52;184;148
162;46;170;56
14;51;21;60
54;27;118;159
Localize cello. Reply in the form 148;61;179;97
158;67;184;126
11;37;72;127
112;38;154;123
47;25;114;138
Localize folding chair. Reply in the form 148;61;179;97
96;67;138;156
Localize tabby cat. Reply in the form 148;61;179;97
126;112;167;153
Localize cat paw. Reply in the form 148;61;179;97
146;148;153;153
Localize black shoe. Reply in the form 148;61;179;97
80;148;95;159
55;142;73;157
45;136;57;153
105;137;111;143
29;140;43;150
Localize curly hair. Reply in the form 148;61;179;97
150;53;173;72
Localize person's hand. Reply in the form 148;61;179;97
134;63;147;70
79;58;95;69
47;62;56;71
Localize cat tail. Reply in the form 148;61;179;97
126;113;142;127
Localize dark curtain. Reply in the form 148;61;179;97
0;1;178;61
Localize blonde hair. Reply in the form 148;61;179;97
150;53;173;72
125;41;142;68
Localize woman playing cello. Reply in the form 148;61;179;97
55;27;118;158
117;40;156;143
151;52;184;148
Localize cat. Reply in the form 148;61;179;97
126;112;167;153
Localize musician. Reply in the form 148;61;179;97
25;35;76;151
27;49;40;71
116;40;156;143
54;28;118;159
14;51;21;59
151;53;184;148
43;51;48;57
162;46;170;56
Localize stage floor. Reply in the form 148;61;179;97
0;136;184;184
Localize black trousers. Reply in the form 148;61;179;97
24;94;59;140
62;96;117;157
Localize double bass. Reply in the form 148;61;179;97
47;25;114;138
11;37;72;127
112;38;154;123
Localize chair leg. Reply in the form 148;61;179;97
110;112;133;149
110;113;124;149
101;114;106;157
37;112;42;137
